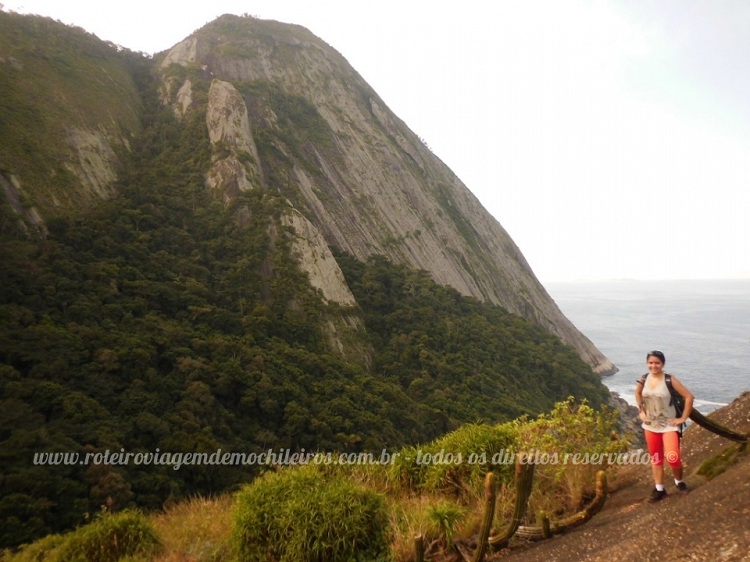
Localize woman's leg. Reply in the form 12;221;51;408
644;429;665;486
663;431;683;480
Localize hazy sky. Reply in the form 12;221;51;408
4;1;750;282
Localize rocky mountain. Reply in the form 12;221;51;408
0;11;614;375
0;10;624;547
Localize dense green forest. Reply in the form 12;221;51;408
0;16;608;549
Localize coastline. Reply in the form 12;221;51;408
608;390;643;449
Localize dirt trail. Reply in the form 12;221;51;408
489;392;750;562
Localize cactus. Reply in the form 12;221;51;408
471;472;496;562
553;469;607;528
515;469;608;540
414;534;425;562
488;452;535;549
536;511;551;539
689;409;748;442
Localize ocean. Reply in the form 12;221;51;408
545;279;750;414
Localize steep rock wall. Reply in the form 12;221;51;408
159;16;615;374
204;79;264;199
281;209;356;306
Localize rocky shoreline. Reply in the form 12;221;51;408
608;391;644;449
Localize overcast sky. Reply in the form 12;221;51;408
4;0;750;282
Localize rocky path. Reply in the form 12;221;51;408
489;392;750;562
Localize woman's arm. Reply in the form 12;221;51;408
635;379;648;423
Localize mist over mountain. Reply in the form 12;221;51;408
0;11;616;546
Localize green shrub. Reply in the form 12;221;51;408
425;501;465;549
420;423;518;495
231;467;391;561
51;510;160;562
386;423;518;497
513;397;626;512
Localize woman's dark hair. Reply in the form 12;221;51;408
647;350;666;364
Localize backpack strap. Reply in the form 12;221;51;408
664;373;686;436
665;373;673;405
664;373;678;407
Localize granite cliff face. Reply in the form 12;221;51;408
0;11;615;374
157;15;615;374
204;79;264;199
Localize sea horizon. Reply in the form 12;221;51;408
545;278;750;414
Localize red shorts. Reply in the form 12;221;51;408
644;429;682;468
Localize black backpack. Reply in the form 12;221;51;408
637;372;686;435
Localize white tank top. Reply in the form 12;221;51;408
641;376;678;433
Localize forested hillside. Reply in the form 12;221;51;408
1;12;608;548
0;11;142;217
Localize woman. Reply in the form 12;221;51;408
634;350;694;502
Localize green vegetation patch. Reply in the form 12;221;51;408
7;510;160;562
237;80;338;175
335;251;611;425
232;467;391;562
697;442;749;481
389;423;518;497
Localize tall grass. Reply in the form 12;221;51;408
231;466;391;561
150;495;233;562
2;398;625;561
